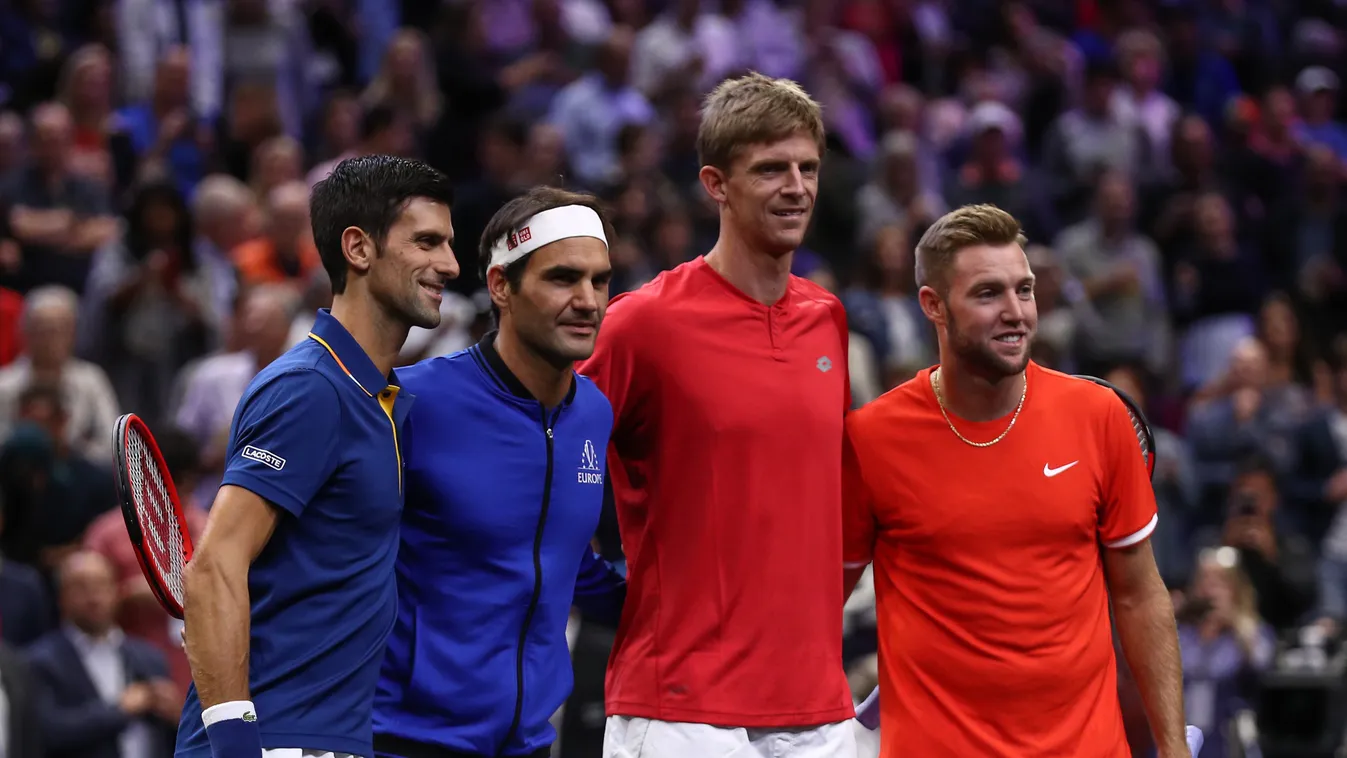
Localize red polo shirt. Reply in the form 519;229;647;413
578;257;855;727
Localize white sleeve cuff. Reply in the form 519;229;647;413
1104;514;1158;549
202;700;257;727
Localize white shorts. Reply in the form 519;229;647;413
603;715;859;758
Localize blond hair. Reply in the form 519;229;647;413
696;73;825;170
914;204;1027;293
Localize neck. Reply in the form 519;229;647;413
29;359;61;379
328;293;407;378
494;328;572;408
705;226;793;306
935;352;1026;422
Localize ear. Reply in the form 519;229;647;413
486;265;512;315
341;226;375;276
698;164;729;205
917;285;946;327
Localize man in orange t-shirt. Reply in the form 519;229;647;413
842;204;1190;758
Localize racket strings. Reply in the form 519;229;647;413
127;431;187;605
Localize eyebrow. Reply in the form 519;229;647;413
542;265;613;279
412;230;451;245
968;274;1036;292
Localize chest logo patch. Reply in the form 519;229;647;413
1043;460;1079;477
817;356;833;373
578;439;604;485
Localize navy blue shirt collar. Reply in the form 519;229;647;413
309;309;400;397
476;330;577;407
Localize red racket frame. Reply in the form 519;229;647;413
113;413;194;619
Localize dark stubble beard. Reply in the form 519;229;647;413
375;268;441;330
946;306;1031;382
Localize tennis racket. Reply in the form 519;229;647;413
113;413;194;618
1072;375;1157;480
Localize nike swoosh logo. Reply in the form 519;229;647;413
1044;461;1079;477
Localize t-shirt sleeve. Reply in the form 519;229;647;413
578;295;644;434
220;370;343;518
842;415;877;568
1097;392;1159;549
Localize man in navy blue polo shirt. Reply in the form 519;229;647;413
175;156;458;758
373;186;626;758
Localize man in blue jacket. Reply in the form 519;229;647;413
374;186;627;758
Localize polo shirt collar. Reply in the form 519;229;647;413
308;309;398;398
477;330;577;407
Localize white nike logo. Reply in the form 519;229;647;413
1043;461;1079;477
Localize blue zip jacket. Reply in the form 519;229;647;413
373;333;626;758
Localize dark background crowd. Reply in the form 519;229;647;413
1;0;1346;756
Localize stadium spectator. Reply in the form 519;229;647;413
0;384;114;573
5;103;119;294
0;285;119;462
26;551;179;758
1176;547;1276;758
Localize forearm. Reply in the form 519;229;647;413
1113;587;1187;754
11;209;71;246
183;558;252;708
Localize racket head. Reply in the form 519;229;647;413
1072;375;1157;480
113;413;193;618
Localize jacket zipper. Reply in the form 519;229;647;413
500;406;559;755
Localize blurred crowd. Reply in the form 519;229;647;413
2;0;1347;756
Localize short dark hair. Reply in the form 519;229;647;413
478;186;615;324
309;155;455;294
17;382;63;416
914;204;1027;294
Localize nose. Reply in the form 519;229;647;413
434;241;461;280
571;280;599;314
781;164;807;197
1002;293;1027;323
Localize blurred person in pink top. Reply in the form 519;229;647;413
83;425;207;696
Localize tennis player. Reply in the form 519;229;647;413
372;186;626;758
579;73;856;757
175;155;458;758
841;204;1189;757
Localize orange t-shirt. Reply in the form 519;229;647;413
232;236;321;287
843;362;1157;758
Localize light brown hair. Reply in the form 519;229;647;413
696;72;825;170
914;204;1027;293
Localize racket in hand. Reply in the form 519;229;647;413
113;413;194;618
1072;375;1157;480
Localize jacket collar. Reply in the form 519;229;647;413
476;330;577;407
308;309;397;397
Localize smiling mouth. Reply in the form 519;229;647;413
773;209;806;218
419;282;443;298
994;333;1025;345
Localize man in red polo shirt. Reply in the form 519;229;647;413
579;73;856;757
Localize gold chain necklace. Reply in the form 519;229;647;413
931;368;1027;448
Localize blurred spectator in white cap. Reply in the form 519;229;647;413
1294;66;1347;161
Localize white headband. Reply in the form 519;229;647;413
487;205;608;270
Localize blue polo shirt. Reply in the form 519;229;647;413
176;309;412;758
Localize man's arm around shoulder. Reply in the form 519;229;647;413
1105;540;1190;758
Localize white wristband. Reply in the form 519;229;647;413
202;700;257;727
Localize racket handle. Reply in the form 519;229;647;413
856;685;881;730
